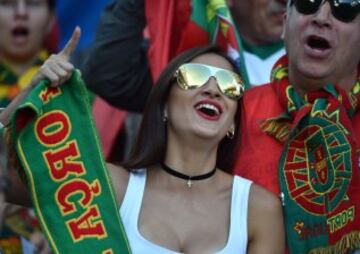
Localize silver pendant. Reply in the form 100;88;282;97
187;179;192;188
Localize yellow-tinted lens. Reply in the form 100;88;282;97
177;63;210;89
175;63;244;100
216;70;243;100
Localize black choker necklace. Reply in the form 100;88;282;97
161;162;216;188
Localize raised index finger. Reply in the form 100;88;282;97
59;26;81;60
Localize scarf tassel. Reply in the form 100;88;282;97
260;119;291;144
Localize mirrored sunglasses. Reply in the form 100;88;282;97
174;63;245;100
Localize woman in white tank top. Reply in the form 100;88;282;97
108;45;285;253
3;44;285;253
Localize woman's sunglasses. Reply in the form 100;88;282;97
291;0;359;23
174;63;244;100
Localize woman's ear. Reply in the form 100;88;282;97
230;122;235;132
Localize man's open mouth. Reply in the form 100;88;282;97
306;35;331;51
12;26;29;38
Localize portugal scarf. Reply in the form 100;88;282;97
261;56;360;253
145;0;250;89
10;71;131;254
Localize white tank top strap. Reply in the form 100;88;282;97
120;169;181;254
218;175;252;254
120;169;147;228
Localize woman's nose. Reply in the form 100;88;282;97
202;77;222;98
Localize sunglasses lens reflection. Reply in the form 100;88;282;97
176;63;243;100
177;64;209;89
216;70;242;100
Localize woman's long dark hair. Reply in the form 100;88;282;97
122;45;242;173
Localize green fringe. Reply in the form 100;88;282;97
308;231;360;254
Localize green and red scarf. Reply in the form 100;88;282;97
11;71;131;253
262;56;360;253
145;0;250;88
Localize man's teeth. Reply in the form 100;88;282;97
196;103;220;115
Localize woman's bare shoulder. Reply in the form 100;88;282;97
249;184;282;212
247;184;285;253
106;163;130;205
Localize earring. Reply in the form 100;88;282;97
162;111;168;123
226;127;235;139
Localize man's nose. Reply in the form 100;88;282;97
312;1;332;28
14;0;28;19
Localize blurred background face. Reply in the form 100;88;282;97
227;0;287;45
0;0;53;63
283;2;360;92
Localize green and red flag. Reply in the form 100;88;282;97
145;0;250;89
11;71;131;254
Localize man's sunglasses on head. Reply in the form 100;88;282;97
290;0;360;23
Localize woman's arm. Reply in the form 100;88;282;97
106;163;129;205
247;184;285;254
